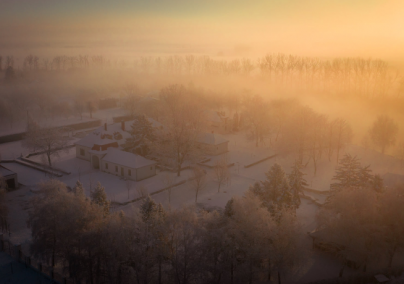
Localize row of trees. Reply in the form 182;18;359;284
29;179;303;284
0;88;100;130
2;53;402;98
242;96;353;171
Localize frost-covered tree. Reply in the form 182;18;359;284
317;187;383;275
372;174;384;193
71;180;86;198
330;154;381;195
125;115;155;156
288;161;309;209
140;195;157;222
249;163;294;212
191;167;207;203
0;175;8;230
380;185;404;267
28;180;103;268
334;119;353;164
330;154;361;193
213;159;229;193
243;94;271;147
23;122;70;167
369;115;398;154
154;84;204;176
90;182;110;217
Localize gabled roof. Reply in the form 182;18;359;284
102;148;156;169
197;132;228;145
75;122;131;148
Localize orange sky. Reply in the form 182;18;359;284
1;0;403;63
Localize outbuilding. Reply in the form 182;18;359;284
197;132;229;156
0;165;19;190
101;148;157;181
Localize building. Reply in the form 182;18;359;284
197;132;229;156
75;121;157;181
0;165;18;189
75;121;131;162
101;148;156;181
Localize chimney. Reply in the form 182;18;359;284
121;121;125;131
104;123;107;131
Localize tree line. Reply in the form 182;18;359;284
1;53;403;98
28;179;303;284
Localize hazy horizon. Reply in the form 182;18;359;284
1;0;404;65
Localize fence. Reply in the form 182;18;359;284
0;119;101;144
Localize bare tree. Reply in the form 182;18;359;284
334;119;353;164
369;115;399;154
74;100;85;120
0;175;8;231
136;185;148;199
162;173;175;205
395;141;404;167
125;179;133;200
123;84;140;117
213;158;229;193
23;123;70;168
86;101;97;119
191;167;207;203
154;84;204;176
243;94;270;147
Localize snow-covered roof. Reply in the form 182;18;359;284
0;165;15;177
75;122;131;148
102;148;156;169
197;132;228;145
147;117;166;129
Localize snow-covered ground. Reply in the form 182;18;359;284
1;129;403;283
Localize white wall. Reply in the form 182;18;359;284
101;160;156;181
136;164;156;181
76;146;91;161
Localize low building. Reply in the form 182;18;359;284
0;165;18;189
75;121;131;161
75;121;157;181
101;148;156;181
197;132;229;156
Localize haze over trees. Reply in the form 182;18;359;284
369;115;399;154
152;84;204;176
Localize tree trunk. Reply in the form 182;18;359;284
339;264;345;277
389;246;397;268
47;152;52;167
195;189;198;203
230;257;234;284
158;258;162;284
278;271;281;284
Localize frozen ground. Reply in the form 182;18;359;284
1;130;403;283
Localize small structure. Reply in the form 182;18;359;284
204;110;228;130
197;132;229;156
101;148;156;181
75;122;131;161
0;165;18;189
75;121;157;181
